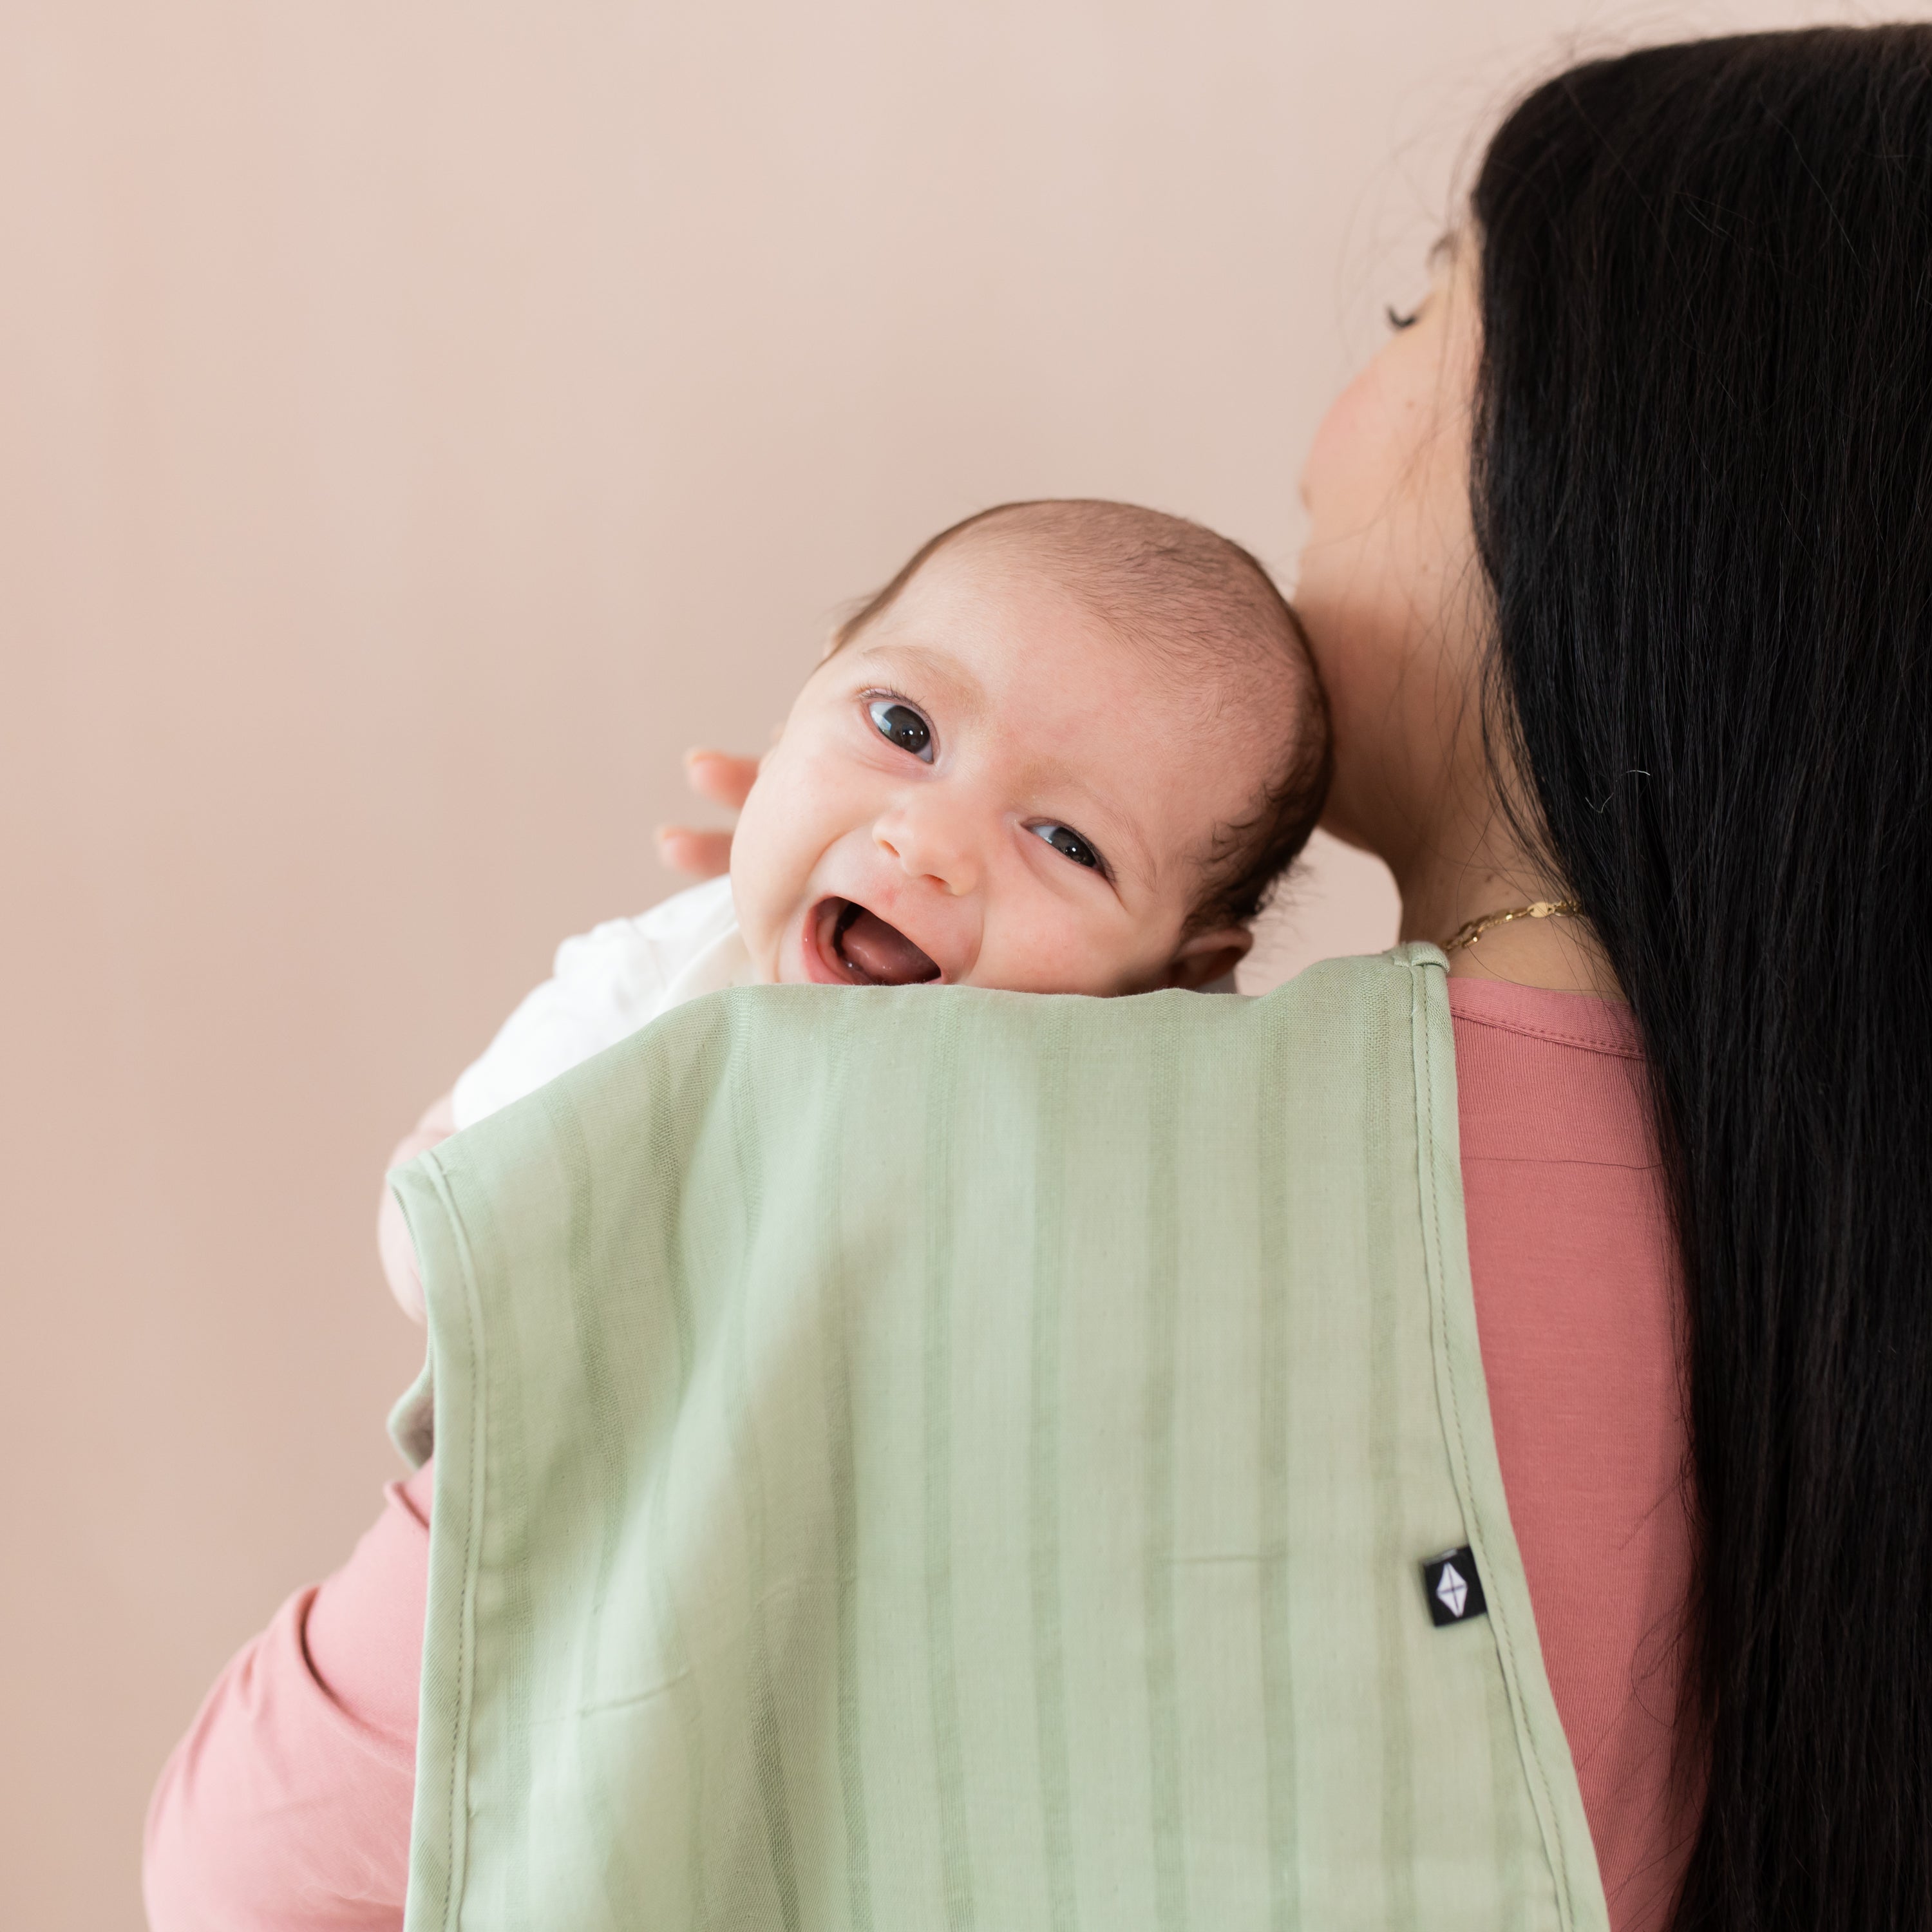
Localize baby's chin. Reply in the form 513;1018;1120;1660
733;912;787;987
734;898;815;987
723;857;787;984
731;889;843;988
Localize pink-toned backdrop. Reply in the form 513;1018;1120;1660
1;3;1904;1923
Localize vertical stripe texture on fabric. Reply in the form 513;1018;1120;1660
393;950;1609;1932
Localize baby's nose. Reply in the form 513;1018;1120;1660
875;809;978;896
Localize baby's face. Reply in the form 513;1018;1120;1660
730;542;1265;995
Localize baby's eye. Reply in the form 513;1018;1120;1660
867;697;933;762
1030;822;1103;871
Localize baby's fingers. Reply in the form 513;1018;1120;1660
683;748;761;810
655;824;735;879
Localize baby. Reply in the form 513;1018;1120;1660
379;498;1331;1316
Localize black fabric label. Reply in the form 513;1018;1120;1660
1421;1546;1487;1626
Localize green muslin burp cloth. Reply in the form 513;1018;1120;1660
389;945;1608;1932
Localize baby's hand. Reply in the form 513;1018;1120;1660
377;1091;457;1323
653;748;761;880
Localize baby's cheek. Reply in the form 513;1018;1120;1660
980;903;1162;998
730;752;846;968
727;788;804;969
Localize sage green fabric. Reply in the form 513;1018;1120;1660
389;945;1608;1932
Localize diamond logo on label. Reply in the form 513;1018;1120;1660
1421;1545;1486;1625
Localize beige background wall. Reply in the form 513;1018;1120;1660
1;2;1905;1923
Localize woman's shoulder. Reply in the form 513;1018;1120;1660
1449;979;1653;1172
1447;976;1640;1057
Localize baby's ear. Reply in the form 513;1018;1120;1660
1163;925;1253;992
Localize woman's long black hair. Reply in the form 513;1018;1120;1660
1470;26;1932;1931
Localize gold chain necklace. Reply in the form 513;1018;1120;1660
1441;899;1584;955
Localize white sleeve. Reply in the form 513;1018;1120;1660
449;879;738;1128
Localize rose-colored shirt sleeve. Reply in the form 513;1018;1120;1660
143;1460;433;1932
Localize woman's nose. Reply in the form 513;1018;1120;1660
875;804;980;896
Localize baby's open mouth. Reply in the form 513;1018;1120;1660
815;898;942;986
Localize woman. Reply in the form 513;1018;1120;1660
146;27;1932;1931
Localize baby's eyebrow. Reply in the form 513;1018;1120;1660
851;641;985;710
1043;770;1159;889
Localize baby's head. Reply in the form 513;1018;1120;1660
731;499;1331;996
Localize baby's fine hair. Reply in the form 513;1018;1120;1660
831;499;1333;934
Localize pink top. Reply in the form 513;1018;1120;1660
144;980;1696;1930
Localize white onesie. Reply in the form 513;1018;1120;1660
379;876;752;1319
451;873;753;1130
